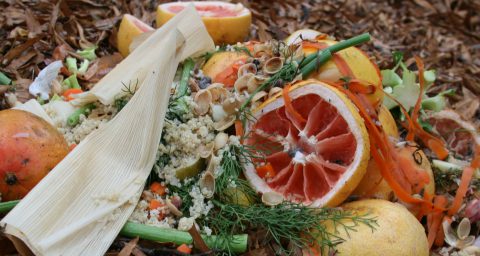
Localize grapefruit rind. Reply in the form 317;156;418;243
284;29;322;45
244;80;370;207
300;38;383;107
157;1;252;45
117;14;154;57
313;199;429;256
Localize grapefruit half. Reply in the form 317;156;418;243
157;1;252;45
117;14;154;57
243;80;370;207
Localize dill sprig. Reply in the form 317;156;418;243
205;144;378;255
215;144;262;204
208;201;378;255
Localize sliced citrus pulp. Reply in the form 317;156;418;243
157;1;252;45
427;109;480;159
243;80;370;207
117;14;154;57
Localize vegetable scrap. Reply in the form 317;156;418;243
0;1;479;255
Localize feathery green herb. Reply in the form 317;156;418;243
203;143;378;255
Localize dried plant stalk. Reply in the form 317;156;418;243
0;5;213;256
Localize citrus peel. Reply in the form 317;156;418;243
117;14;154;57
243;80;370;207
157;1;252;45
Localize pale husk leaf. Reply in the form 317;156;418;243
0;6;213;256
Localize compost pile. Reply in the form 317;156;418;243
0;0;479;256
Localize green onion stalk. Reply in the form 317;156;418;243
0;71;12;85
240;33;371;112
0;200;248;253
67;103;96;126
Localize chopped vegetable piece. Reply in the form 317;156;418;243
0;71;12;85
282;83;306;124
66;57;78;74
426;195;448;248
77;46;97;61
177;244;192;254
447;166;475;216
67;103;95;126
63;88;83;101
256;162;275;178
63;74;81;89
177;58;194;98
150;182;166;196
149;199;163;210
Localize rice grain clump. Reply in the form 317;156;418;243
154;115;215;187
46;102;117;145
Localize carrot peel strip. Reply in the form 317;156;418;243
406;56;425;141
427;195;448;248
448;166;475;216
282;83;307;124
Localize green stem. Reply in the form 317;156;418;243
300;33;371;69
0;201;248;254
121;221;248;253
67;103;96;126
177;58;195;98
300;50;332;78
239;33;371;113
0;200;19;213
0;71;12;85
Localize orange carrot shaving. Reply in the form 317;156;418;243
332;54;355;77
329;83;444;212
435;216;451;247
448;166;475;216
256;162;276;178
427;195;447;248
177;244;192;254
283;83;307;124
398;152;430;194
149;199;163;210
235;120;244;139
214;60;246;87
406;56;425;141
383;91;449;159
63;88;83;101
472;144;480;169
150;182;166;196
301;41;328;50
344;79;375;94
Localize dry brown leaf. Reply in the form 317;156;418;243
117;237;139;256
25;9;42;38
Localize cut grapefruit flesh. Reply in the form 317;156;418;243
427;109;480;159
157;1;252;45
244;80;370;207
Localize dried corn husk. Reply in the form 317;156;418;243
0;6;214;256
72;6;214;106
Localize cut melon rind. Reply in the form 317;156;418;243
244;80;370;207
